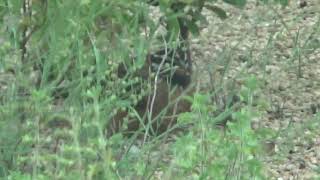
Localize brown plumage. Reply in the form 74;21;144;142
106;6;193;136
106;63;193;136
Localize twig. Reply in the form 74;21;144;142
143;35;169;144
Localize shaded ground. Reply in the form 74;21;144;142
192;0;320;178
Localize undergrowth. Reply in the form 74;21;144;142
3;0;316;179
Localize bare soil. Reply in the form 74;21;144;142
192;0;320;178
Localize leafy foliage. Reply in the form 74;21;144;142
0;0;289;179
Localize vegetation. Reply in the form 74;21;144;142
1;0;319;179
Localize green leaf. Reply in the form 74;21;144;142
245;75;258;91
223;0;247;8
204;5;228;19
159;0;171;11
274;0;289;6
185;20;200;36
179;0;195;4
166;17;180;40
177;112;194;125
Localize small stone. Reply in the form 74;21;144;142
298;159;306;169
310;104;317;114
278;85;286;91
299;1;307;8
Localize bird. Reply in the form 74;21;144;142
106;53;193;137
106;2;193;137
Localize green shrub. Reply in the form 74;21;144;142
0;0;288;179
